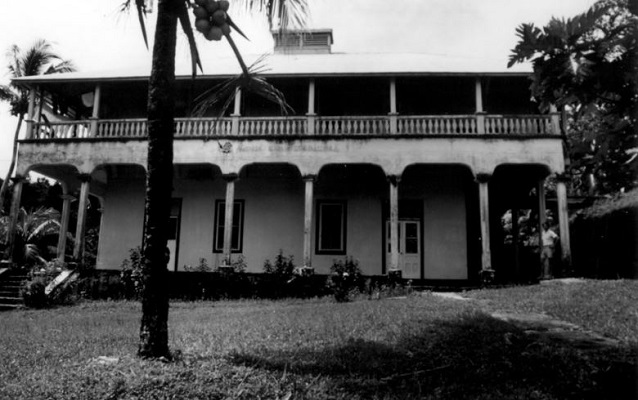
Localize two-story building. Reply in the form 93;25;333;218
5;30;571;284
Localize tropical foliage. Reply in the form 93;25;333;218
0;40;75;213
508;0;637;194
0;207;60;266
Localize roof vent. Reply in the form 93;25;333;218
272;29;333;54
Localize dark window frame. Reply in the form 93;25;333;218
213;199;245;253
315;200;347;255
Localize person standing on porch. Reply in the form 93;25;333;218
540;221;558;280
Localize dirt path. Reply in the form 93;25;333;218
431;289;622;350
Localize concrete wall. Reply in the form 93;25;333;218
96;176;145;270
95;166;470;280
17;137;565;178
402;166;469;279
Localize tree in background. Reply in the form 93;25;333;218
508;0;637;195
0;40;75;215
124;0;308;358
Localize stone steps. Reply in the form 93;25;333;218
0;272;28;310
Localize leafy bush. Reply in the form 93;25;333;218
327;257;364;302
184;258;212;272
120;247;144;299
263;250;295;276
21;277;48;308
261;251;313;298
212;256;248;299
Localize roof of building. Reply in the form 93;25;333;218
13;51;532;86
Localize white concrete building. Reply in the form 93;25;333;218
5;30;571;284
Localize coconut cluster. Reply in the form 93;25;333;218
193;0;230;41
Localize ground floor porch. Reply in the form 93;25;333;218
3;161;573;283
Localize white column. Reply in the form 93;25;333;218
222;174;237;265
56;185;73;261
475;78;485;134
306;79;316;135
475;77;484;113
90;84;102;137
476;173;492;273
4;176;25;263
302;175;315;269
537;178;547;257
388;175;400;272
512;206;521;280
25;87;37;139
556;174;572;268
73;175;91;261
389;78;398;134
549;104;561;135
231;88;241;135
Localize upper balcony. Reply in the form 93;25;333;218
18;72;560;143
28;113;555;141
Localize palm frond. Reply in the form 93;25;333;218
121;0;149;49
178;0;203;78
236;0;309;30
45;60;77;75
23;243;41;264
193;54;292;117
21;39;61;76
27;219;60;243
0;84;17;103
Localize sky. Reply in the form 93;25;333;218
0;0;598;177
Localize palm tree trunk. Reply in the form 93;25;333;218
138;0;178;359
0;114;23;217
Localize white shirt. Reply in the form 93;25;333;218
542;229;558;246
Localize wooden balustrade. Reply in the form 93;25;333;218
26;114;556;141
315;116;389;135
32;121;92;139
485;115;552;135
239;117;306;136
397;116;477;135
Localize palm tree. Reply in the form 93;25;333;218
0;40;76;215
124;0;309;358
0;207;61;267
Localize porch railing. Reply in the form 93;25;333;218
29;114;558;141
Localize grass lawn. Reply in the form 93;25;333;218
464;279;638;344
0;284;636;399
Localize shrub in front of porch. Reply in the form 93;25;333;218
327;257;364;302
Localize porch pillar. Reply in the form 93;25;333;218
222;173;238;265
475;78;486;134
306;79;316;135
388;175;401;272
231;88;241;135
25;87;37;139
388;78;398;134
90;84;102;137
555;173;572;269
537;178;547;258
56;184;73;262
4;176;25;263
302;175;315;269
511;206;520;281
549;104;561;135
476;173;493;275
73;174;91;261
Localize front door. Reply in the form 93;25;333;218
386;220;421;279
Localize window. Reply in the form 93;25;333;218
213;200;244;253
316;200;347;254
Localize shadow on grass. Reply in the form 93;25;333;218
229;312;638;400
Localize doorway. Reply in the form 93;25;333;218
386;219;421;279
